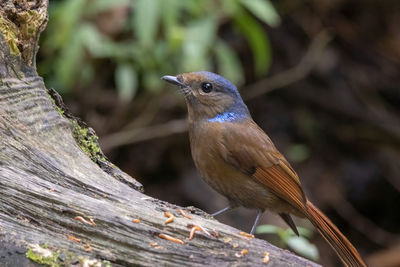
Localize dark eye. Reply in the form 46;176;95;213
201;82;213;93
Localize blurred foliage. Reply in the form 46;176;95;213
256;224;319;261
39;0;280;102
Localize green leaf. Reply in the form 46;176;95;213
133;0;161;47
239;0;281;27
54;26;86;91
215;40;244;86
115;64;138;102
287;236;319;261
46;0;86;49
161;0;184;50
255;224;281;234
86;0;130;15
182;17;217;71
293;227;313;238
79;24;107;56
234;11;272;76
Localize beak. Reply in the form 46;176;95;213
161;75;185;87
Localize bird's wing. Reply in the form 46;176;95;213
219;121;306;210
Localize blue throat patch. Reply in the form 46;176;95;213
208;111;246;123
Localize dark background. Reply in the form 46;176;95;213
38;0;400;266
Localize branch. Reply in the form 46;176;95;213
242;30;333;100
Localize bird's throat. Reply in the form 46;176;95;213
207;111;247;123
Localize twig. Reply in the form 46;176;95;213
242;30;333;100
100;119;188;151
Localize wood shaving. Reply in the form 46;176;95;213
164;211;175;224
235;249;248;258
84;243;92;252
239;231;254;238
223;237;232;243
187;224;212;237
158;233;184;245
150;242;163;249
49;188;55;192
132;219;140;223
263;252;270;264
189;226;202;240
178;209;192;219
67;235;81;243
233;243;239;248
74;216;95;226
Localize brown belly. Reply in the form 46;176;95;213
189;122;302;216
194;153;301;216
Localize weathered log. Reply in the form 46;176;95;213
0;1;320;266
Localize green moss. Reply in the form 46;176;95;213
26;247;60;266
0;8;47;65
0;14;21;56
46;89;104;164
46;92;65;116
72;120;105;163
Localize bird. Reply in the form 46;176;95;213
162;71;366;267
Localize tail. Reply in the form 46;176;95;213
305;201;366;267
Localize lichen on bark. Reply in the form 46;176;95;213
0;0;48;66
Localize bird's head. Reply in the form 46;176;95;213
162;71;250;123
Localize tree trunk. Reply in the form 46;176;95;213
0;1;320;266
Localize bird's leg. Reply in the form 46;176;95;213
211;206;235;217
250;209;264;235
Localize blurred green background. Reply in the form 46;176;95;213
37;0;400;266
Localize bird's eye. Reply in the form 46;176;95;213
201;82;213;93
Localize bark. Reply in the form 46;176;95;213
0;1;320;266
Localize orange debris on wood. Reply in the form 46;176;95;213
239;231;254;238
263;252;270;264
89;218;96;226
189;226;203;240
158;233;184;245
67;235;81;243
84;243;92;252
235;249;248;258
187;224;212;238
74;216;95;226
164;211;175;224
178;209;192;219
149;242;163;249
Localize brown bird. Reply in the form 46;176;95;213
162;71;366;267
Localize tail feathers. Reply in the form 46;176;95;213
305;201;366;267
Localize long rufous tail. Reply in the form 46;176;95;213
305;201;366;267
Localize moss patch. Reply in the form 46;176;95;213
26;247;60;266
0;14;21;56
72;120;105;163
0;3;48;65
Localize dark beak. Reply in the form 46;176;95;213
161;75;185;87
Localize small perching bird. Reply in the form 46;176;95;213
162;71;366;267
